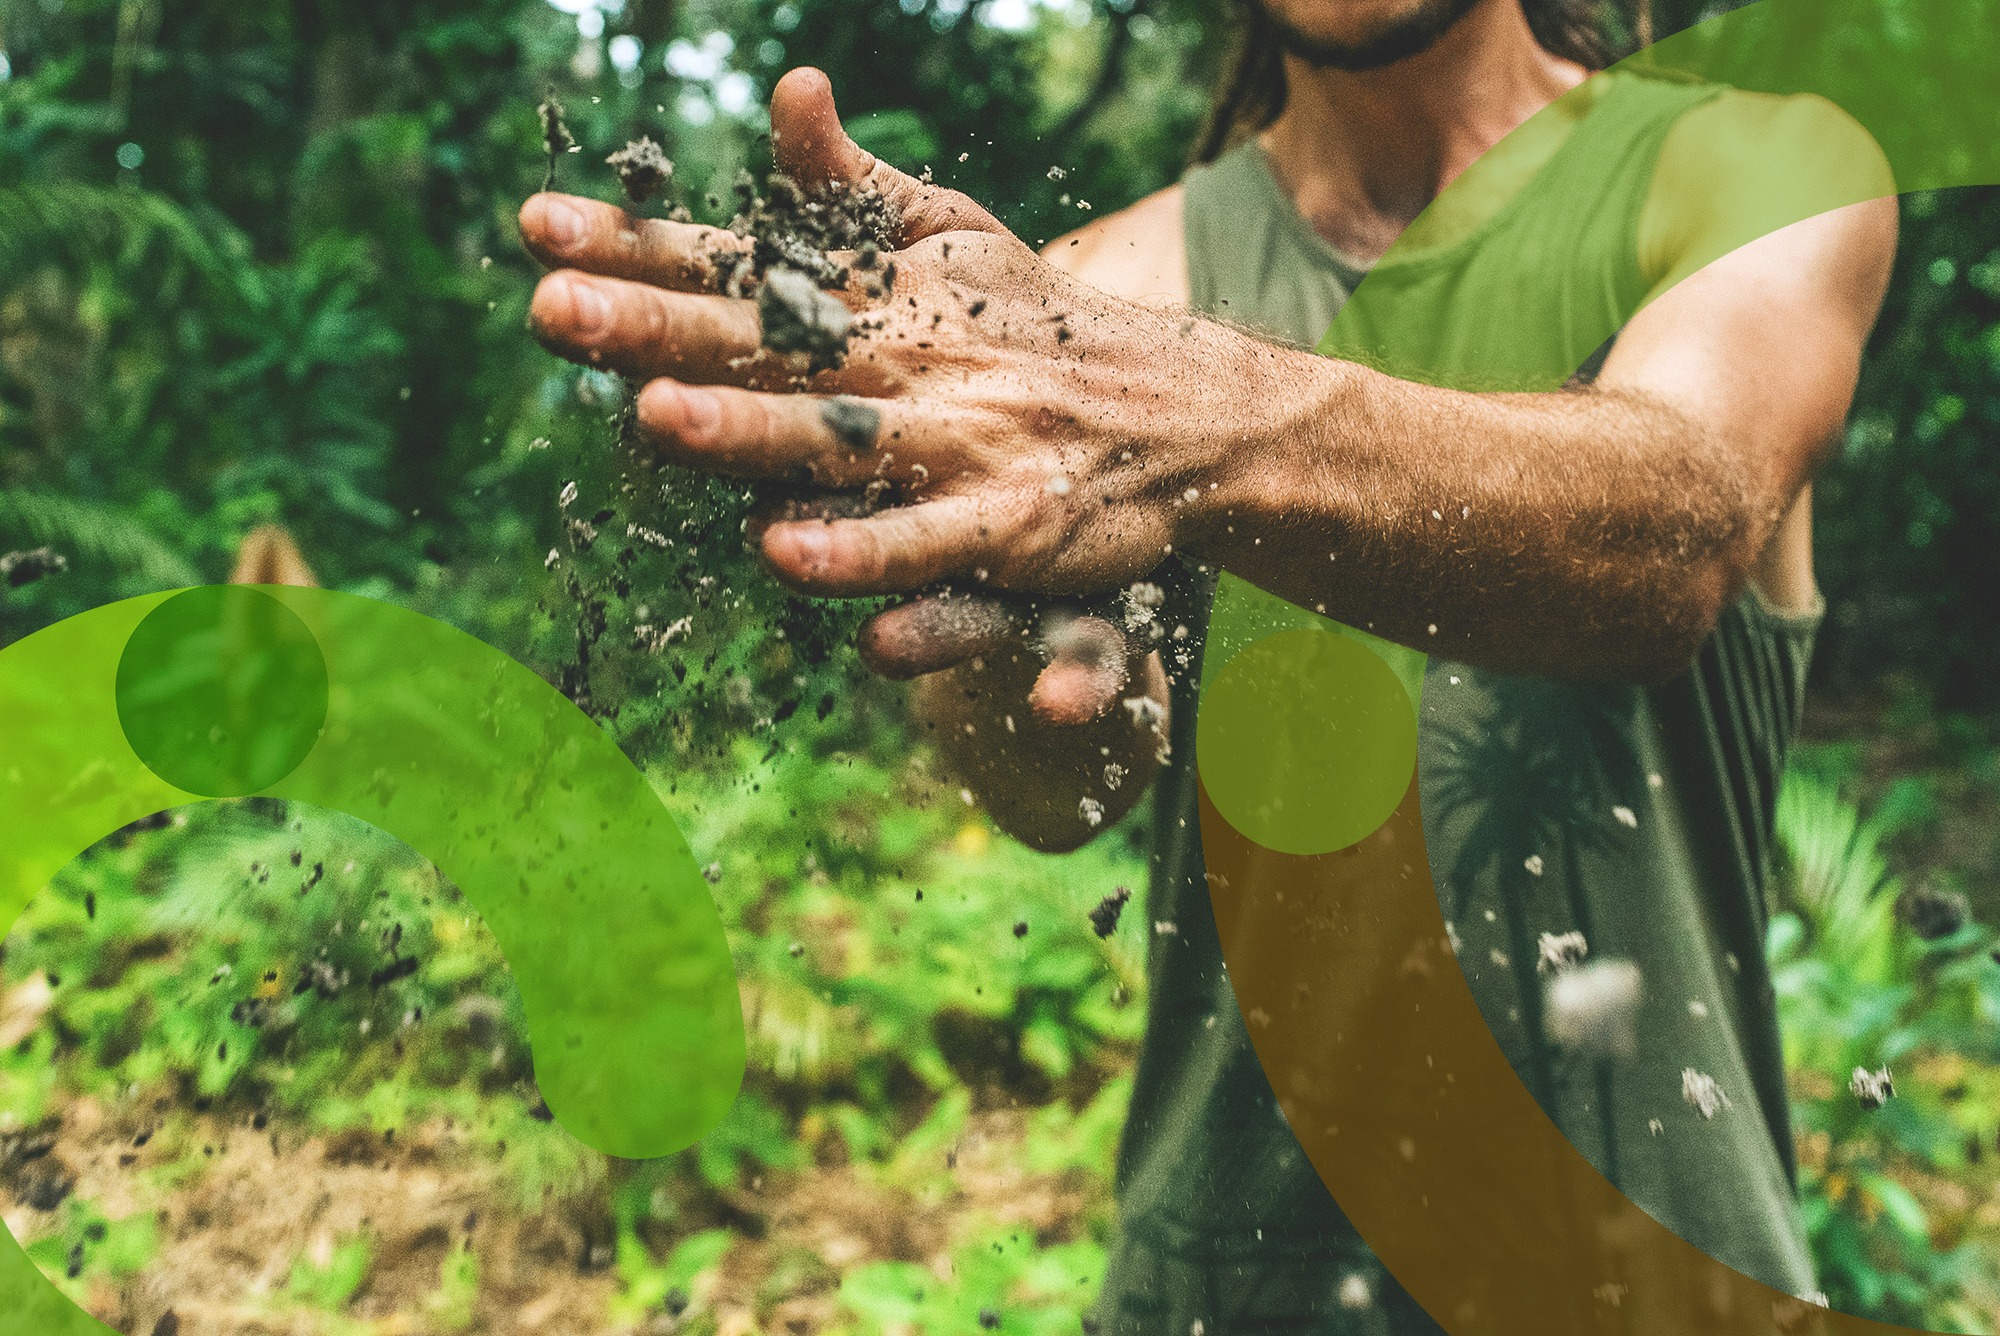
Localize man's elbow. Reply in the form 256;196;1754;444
1618;565;1739;686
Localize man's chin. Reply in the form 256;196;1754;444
1261;0;1483;72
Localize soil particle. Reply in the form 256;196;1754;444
1850;1064;1895;1111
757;266;853;372
1;546;68;588
820;396;882;451
1543;959;1641;1060
607;137;674;206
537;88;576;194
1087;887;1131;939
1680;1067;1731;1119
1898;882;1970;940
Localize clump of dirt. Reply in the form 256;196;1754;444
606;136;673;205
537;88;576;194
713;168;900;301
2;545;68;588
533;124;906;737
756;266;853;372
706;167;903;374
1087;887;1131;939
1898;881;1971;940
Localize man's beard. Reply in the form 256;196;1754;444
1257;0;1484;71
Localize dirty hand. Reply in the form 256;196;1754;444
522;68;1280;720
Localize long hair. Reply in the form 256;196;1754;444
1191;0;1642;165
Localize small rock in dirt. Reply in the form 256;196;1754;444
1850;1064;1895;1111
1898;882;1970;940
758;266;852;371
151;1312;180;1336
821;396;882;451
607;137;674;205
1088;887;1132;939
1;546;67;588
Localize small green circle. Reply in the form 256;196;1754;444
1196;629;1417;856
116;587;328;798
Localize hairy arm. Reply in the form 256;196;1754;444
1194;94;1895;681
519;72;1897;810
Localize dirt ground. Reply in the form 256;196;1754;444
3;1096;1100;1336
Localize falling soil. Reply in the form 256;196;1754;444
536;128;908;736
1087;888;1131;940
605;137;673;206
2;545;68;588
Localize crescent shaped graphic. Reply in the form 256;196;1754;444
0;587;744;1334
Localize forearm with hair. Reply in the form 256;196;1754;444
1197;355;1772;684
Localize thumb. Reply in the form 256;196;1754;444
769;67;1006;242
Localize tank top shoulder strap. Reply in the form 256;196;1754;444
1180;144;1270;318
1523;70;1729;307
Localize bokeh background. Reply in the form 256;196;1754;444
3;0;2000;1331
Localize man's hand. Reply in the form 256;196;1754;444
522;68;1282;723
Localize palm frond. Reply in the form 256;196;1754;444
0;183;247;293
0;489;202;588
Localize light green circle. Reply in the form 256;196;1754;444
1196;629;1417;856
115;586;329;797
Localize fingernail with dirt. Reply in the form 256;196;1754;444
566;276;609;335
1030;613;1129;725
781;523;831;576
669;384;722;442
538;197;584;251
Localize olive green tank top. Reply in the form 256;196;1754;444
1096;71;1822;1334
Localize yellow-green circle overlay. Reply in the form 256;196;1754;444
1196;628;1417;856
114;585;329;798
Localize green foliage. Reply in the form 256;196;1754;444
1770;746;2000;1330
8;0;2000;1328
1;721;1148;1325
286;1231;375;1310
841;1226;1106;1334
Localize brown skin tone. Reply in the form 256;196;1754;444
519;0;1895;852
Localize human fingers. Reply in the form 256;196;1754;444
529;271;765;381
768;67;1005;243
520;192;747;290
855;592;1033;680
1028;610;1133;726
759;493;1001;596
635;378;969;486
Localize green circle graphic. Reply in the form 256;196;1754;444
114;586;329;797
1196;628;1418;856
